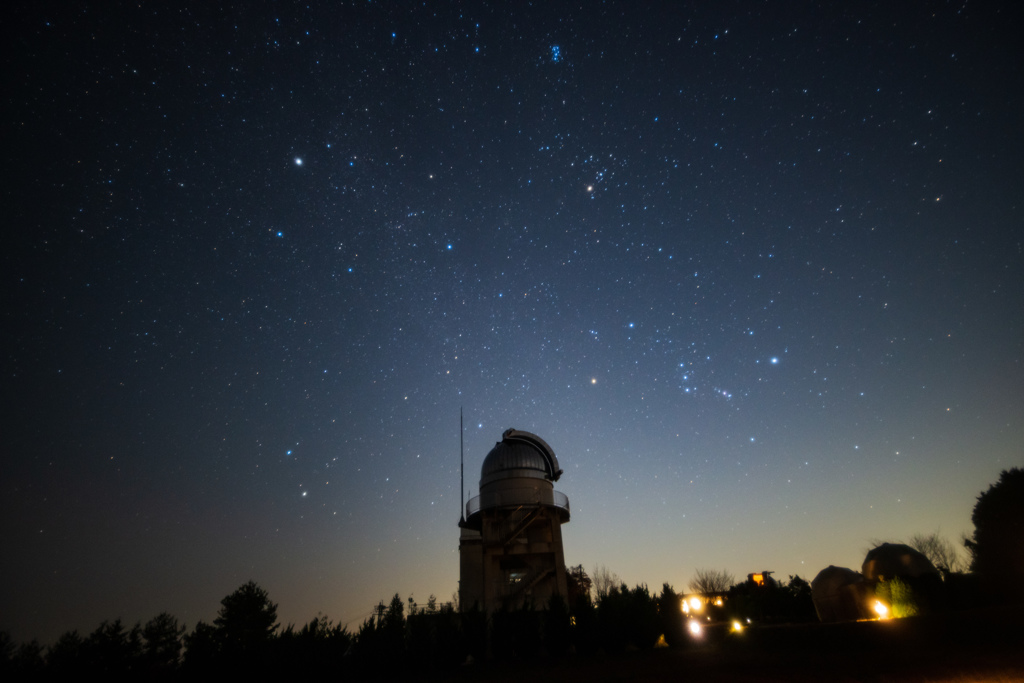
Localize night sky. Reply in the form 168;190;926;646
4;2;1022;644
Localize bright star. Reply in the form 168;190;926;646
294;157;303;166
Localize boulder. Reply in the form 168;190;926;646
811;566;875;622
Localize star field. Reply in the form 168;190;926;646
2;1;1022;643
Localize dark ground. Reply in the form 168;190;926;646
435;609;1024;682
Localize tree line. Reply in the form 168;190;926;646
0;571;818;679
2;467;1019;679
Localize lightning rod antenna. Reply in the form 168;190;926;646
459;406;465;522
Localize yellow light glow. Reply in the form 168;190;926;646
681;601;689;613
689;597;702;611
714;597;723;606
731;620;743;633
688;620;702;636
873;600;889;619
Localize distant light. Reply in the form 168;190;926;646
688;620;702;636
689;597;702;611
591;378;597;384
873;600;889;619
770;357;779;364
294;157;303;166
731;620;744;633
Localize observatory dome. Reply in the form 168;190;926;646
464;428;569;525
480;429;562;487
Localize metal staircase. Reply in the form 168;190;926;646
501;506;542;546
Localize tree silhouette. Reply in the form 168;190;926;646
142;612;185;672
182;620;220;672
591;564;620;602
277;613;352;677
908;532;967;574
965;468;1024;602
688;568;734;595
12;639;45;677
565;564;593;607
657;584;685;647
214;581;279;653
351;616;381;672
352;592;406;672
491;601;542;661
544;594;573;656
596;583;659;651
44;630;84;674
84;619;141;675
381;593;406;657
783;575;817;622
205;580;280;674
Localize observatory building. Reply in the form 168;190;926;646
459;429;570;612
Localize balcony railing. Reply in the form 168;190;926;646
465;489;569;518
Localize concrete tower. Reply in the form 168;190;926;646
459;429;570;612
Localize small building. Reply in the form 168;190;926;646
458;429;570;612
